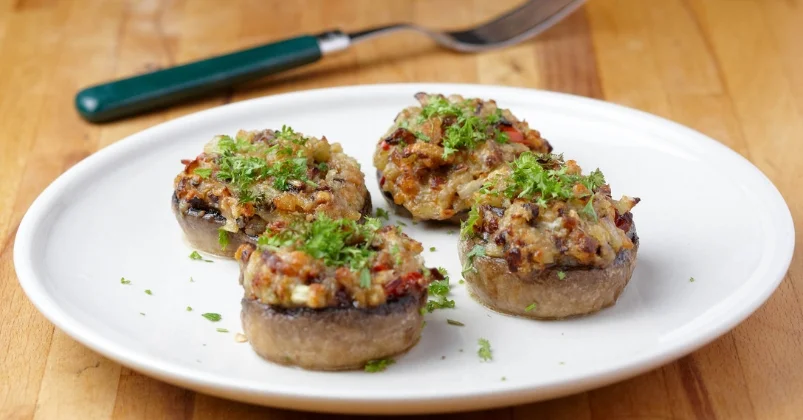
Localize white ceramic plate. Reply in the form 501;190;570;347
14;84;794;414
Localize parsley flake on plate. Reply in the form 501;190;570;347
478;338;493;362
525;303;537;312
216;328;229;333
446;319;465;327
189;251;213;262
202;313;221;322
120;277;131;285
557;271;566;280
374;208;389;220
364;358;395;373
144;289;152;295
425;268;455;312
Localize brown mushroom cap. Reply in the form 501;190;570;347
241;289;426;371
459;224;639;319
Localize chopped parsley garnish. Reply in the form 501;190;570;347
359;268;371;288
420;96;463;119
442;114;487;158
277;146;294;156
144;289;152;295
447;319;465;326
215;154;269;202
189;251;213;262
258;214;382;276
120;277;131;285
364;358;395;373
139;312;146;316
269;155;309;191
202;313;222;322
525;303;537;312
276;125;307;145
458;279;465;284
557;271;566;280
213;128;315;201
418;95;512;158
497;152;606;208
216;328;229;333
495;129;510;144
414;131;431;142
478;338;493;362
429;247;437;252
390;244;403;266
425;268;455;312
186;306;193;312
428;278;450;296
689;277;695;283
461;207;480;238
218;229;229;250
486;108;505;124
217;134;251;154
193;167;212;178
462;244;486;275
396;220;407;227
374;208;389;220
582;197;598;221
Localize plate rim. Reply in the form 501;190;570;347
13;83;796;414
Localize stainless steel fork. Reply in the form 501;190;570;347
75;0;584;123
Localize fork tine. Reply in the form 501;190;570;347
448;0;584;45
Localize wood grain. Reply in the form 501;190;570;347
1;0;801;418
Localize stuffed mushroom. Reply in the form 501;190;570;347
236;215;437;371
374;93;552;223
173;127;371;257
459;153;639;319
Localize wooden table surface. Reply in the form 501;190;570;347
1;0;802;418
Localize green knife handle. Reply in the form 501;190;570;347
75;35;322;123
